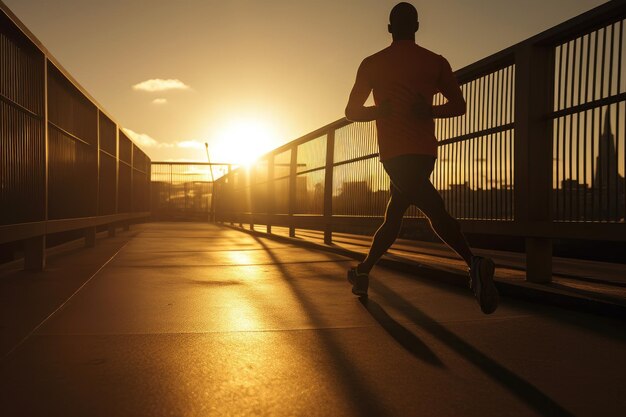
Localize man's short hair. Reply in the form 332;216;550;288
389;2;418;29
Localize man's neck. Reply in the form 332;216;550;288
391;34;415;42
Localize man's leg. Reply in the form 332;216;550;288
384;155;473;268
414;181;498;313
357;189;410;274
413;182;473;267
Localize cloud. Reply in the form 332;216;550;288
122;129;206;151
122;128;172;148
177;140;205;149
132;78;190;92
152;98;167;105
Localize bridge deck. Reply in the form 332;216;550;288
1;222;625;417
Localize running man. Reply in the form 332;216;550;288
344;2;498;314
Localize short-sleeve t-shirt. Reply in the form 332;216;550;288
354;41;461;161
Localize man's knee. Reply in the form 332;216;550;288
382;210;404;228
428;207;460;232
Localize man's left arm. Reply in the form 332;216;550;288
432;56;466;118
414;57;466;119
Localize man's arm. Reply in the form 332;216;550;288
413;57;466;119
345;60;389;122
432;56;466;118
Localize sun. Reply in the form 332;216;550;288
210;118;278;167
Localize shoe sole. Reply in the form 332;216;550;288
477;258;498;314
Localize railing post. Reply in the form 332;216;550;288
37;57;49;271
324;130;335;244
288;145;298;237
514;43;554;283
247;167;254;231
267;155;274;234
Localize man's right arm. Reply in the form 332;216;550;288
345;60;389;122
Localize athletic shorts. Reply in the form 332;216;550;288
382;154;445;216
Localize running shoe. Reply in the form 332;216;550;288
347;266;369;297
469;256;499;314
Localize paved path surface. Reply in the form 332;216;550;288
1;222;625;417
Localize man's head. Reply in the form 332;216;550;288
388;2;419;38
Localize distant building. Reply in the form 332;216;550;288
593;111;625;221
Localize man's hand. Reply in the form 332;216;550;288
412;94;433;119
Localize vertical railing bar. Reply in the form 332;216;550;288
457;136;470;219
498;130;503;219
289;144;297;237
500;68;505;219
472;77;477;135
607;22;617;220
266;159;272;227
464;135;469;219
555;45;562;218
473;79;477;217
483;136;487;218
583;33;591;220
482;73;487;134
504;66;510;126
567;39;576;221
472;134;476;219
486;74;491;218
451;131;456;216
617;20;624;221
564;40;571;110
96;110;100;219
458;85;463;138
576;36;585;221
509;64;514;219
600;26;607;220
467;80;478;137
591;30;598;221
456;141;461;218
44;58;49;224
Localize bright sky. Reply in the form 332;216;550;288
4;0;608;164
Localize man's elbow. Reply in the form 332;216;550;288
345;105;357;121
454;99;466;117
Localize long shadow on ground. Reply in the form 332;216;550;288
369;280;574;417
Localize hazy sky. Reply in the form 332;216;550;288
4;0;608;164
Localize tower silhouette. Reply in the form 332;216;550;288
593;110;624;220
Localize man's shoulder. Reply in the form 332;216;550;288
365;43;446;62
361;45;393;64
415;44;447;62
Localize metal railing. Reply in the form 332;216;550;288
0;2;151;269
150;162;232;221
213;1;626;283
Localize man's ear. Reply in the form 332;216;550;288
416;21;420;32
388;24;392;34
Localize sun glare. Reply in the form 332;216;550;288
211;119;278;167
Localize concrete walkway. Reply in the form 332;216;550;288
1;222;625;417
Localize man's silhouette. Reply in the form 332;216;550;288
345;2;498;314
